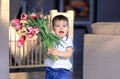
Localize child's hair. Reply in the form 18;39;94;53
52;15;69;27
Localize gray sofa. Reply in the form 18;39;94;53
83;22;120;79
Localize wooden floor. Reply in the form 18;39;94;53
10;71;80;79
10;71;45;79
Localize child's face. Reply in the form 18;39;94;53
53;20;68;39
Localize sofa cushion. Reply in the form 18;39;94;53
92;22;120;35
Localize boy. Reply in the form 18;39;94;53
44;15;74;79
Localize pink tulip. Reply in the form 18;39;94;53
33;28;40;34
20;35;26;41
11;19;21;25
26;27;40;38
26;32;34;38
26;26;33;33
26;27;35;38
14;24;22;31
17;35;26;47
21;13;28;20
11;19;22;31
17;40;24;47
30;13;37;20
38;12;43;18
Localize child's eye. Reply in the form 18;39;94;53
56;25;59;27
63;25;67;27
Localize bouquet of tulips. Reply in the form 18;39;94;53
11;10;62;61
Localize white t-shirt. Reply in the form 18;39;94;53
44;36;74;70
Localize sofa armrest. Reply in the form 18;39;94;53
83;34;120;79
92;22;120;35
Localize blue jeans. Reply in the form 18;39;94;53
45;67;70;79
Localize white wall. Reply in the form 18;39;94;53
0;0;9;79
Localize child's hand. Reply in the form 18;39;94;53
47;48;59;56
47;48;52;55
50;48;59;56
47;48;59;61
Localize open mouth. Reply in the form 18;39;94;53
59;31;64;33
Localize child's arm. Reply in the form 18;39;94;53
48;47;73;58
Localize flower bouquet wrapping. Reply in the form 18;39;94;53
11;9;62;61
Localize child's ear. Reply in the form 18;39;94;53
51;26;55;33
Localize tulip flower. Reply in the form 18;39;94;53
30;13;37;20
33;28;40;34
17;35;26;47
14;24;22;31
12;9;62;61
38;12;43;18
11;19;22;31
26;32;34;38
11;19;21;25
26;27;33;33
21;13;28;20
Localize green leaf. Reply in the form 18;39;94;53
27;12;37;27
46;39;53;48
42;40;51;59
